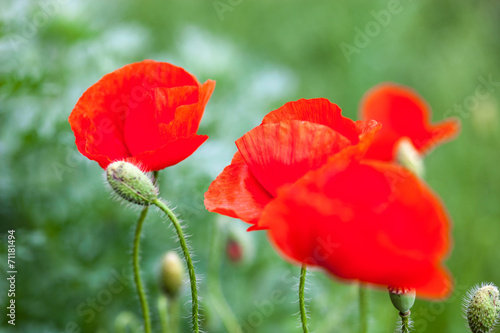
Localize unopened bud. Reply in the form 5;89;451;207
160;251;184;299
396;138;424;178
226;238;243;263
389;286;416;314
464;283;500;333
106;161;157;205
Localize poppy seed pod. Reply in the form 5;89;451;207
106;161;158;205
396;138;424;178
464;283;500;333
160;251;184;299
389;287;416;314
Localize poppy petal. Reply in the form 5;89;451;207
125;134;208;172
69;60;212;170
204;151;273;226
236;120;352;196
157;79;216;140
260;159;451;299
262;98;360;144
360;83;460;161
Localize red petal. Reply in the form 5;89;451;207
204;152;273;225
157;79;216;140
125;135;208;172
236;120;352;196
262;98;360;144
360;83;460;161
260;160;452;299
68;60;209;169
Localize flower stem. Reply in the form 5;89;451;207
157;296;169;333
133;206;152;333
399;311;411;333
299;264;309;333
359;284;368;333
208;221;242;333
132;170;157;333
153;199;199;333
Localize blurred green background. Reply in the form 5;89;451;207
1;0;499;332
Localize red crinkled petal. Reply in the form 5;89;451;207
158;79;216;141
69;60;211;170
236;120;352;196
360;83;460;161
260;159;452;299
262;98;360;144
125;135;208;172
204;151;273;226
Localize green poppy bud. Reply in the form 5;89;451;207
160;251;184;299
396;138;424;178
389;286;416;314
106;161;157;205
464;283;500;333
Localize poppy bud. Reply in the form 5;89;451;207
388;286;416;314
160;251;184;299
396;138;424;178
106;161;158;205
464;283;500;333
226;238;243;263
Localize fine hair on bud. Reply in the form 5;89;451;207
463;283;500;333
106;161;158;206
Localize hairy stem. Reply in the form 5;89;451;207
299;264;309;333
133;206;151;333
399;311;411;333
153;199;199;332
132;170;157;333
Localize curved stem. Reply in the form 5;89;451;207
299;264;309;333
133;206;152;333
208;221;242;333
399;311;411;333
153;199;199;333
359;284;367;333
132;171;157;333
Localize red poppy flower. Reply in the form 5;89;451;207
258;157;452;299
360;83;460;161
205;97;452;299
69;60;215;171
204;98;381;230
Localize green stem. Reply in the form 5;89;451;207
157;296;169;333
399;311;411;333
153;199;199;333
169;297;180;332
133;206;152;333
359;284;367;333
132;171;157;333
299;264;309;333
208;221;242;333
